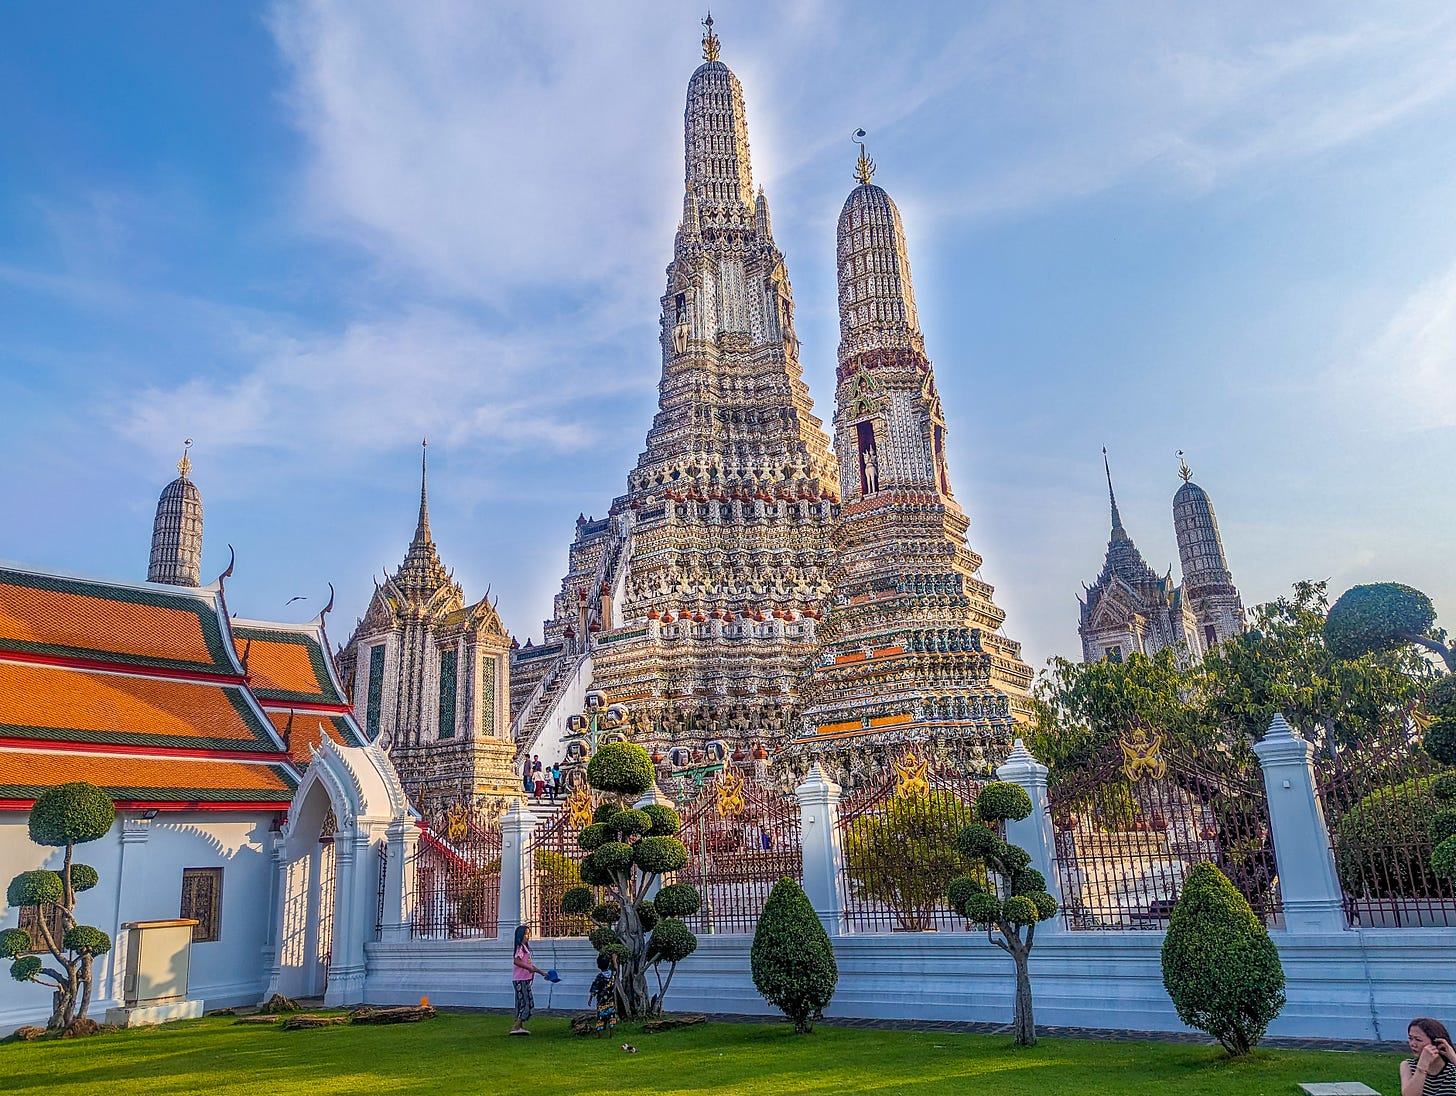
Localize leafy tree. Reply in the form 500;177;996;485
1161;862;1285;1056
559;742;697;1018
1332;777;1444;898
2;783;115;1032
751;878;837;1033
1203;581;1433;758
945;781;1059;1047
1325;582;1453;672
843;790;976;931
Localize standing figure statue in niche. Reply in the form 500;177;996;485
861;445;879;494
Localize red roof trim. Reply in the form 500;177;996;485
257;701;353;715
0;737;294;763
0;799;291;812
0;647;247;686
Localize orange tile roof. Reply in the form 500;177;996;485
232;626;343;704
0;748;295;804
266;711;356;766
0;569;233;673
0;660;279;752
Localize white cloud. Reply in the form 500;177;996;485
1353;261;1456;431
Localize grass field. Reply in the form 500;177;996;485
2;1012;1402;1096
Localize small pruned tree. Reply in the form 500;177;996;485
843;789;976;931
560;742;698;1018
1161;862;1285;1056
751;877;837;1033
1325;582;1453;671
945;781;1059;1047
2;782;116;1032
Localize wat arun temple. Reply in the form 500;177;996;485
322;18;1237;810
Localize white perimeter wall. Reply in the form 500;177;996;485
363;927;1454;1043
1;810;276;1033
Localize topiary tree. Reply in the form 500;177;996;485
1161;861;1285;1055
843;789;977;931
751;877;837;1033
1325;583;1453;671
559;742;697;1018
1334;777;1444;898
944;781;1059;1047
2;782;115;1032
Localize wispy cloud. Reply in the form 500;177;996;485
1347;261;1456;432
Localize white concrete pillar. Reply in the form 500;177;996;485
995;738;1063;934
1253;713;1346;934
379;819;420;943
499;800;540;937
795;761;845;935
323;825;369;1007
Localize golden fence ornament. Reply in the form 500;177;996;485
1119;728;1167;783
445;804;469;844
566;784;595;830
714;769;747;818
892;749;930;797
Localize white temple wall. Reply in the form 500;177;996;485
1;809;275;1033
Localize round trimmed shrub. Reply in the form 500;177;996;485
1324;582;1437;661
561;886;595;916
590;901;622;925
587;742;655;797
1427;719;1456;767
29;783;115;848
632;836;688;874
653;882;701;918
1433;811;1456;847
0;927;31;959
589;926;619;951
1333;777;1443;897
1435;773;1456;803
958;892;1001;926
7;870;62;908
70;864;99;893
977;781;1033;823
1435;835;1456;879
611;809;653;837
954;823;999;860
593;803;623;825
1028;890;1060;921
751;878;837;1034
647;918;698;964
999;845;1032;875
946;875;983;910
577;823;611;851
1161;862;1285;1056
578;853;612;887
599;943;631;966
636;899;660;930
1003;895;1038;925
1011;868;1047;896
593;841;634;874
642;804;682;836
63;925;111;956
10;956;41;982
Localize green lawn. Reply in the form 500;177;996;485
2;1012;1402;1096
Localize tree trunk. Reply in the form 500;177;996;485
1010;936;1036;1047
76;955;94;1023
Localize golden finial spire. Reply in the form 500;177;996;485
701;10;720;62
1177;449;1193;483
177;438;193;479
853;129;876;185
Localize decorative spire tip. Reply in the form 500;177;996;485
701;10;720;62
1177;449;1193;483
853;129;876;185
177;438;194;479
1103;447;1124;533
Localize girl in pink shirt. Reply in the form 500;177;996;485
510;924;547;1034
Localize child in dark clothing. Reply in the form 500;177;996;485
588;953;618;1038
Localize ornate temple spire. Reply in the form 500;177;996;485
1104;447;1128;540
413;438;431;547
684;12;754;204
148;439;204;587
836;138;921;358
391;441;451;601
1173;450;1245;646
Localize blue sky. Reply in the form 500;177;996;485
2;1;1453;670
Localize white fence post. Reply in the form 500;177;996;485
499;799;540;937
796;761;845;935
995;738;1063;934
379;819;420;942
1253;713;1346;934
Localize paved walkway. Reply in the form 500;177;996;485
446;1005;1406;1053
